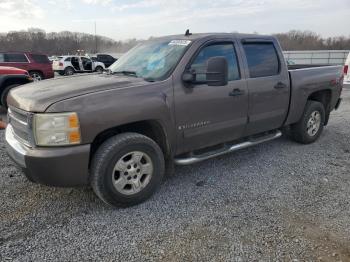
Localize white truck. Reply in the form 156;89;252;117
53;56;105;76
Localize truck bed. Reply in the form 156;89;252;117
285;65;344;126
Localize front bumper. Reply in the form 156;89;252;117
5;125;91;186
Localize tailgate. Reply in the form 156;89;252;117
52;61;61;70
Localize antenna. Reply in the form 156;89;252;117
185;29;192;36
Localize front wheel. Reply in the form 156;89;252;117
90;133;165;207
290;101;325;144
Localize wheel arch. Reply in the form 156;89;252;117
307;89;332;125
0;76;30;95
89;119;171;167
28;70;44;77
65;66;75;72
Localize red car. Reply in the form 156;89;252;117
0;52;54;81
0;66;33;108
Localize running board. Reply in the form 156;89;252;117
174;130;282;165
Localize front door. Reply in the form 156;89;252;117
174;41;248;153
81;57;93;71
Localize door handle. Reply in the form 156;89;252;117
229;88;244;96
274;82;287;89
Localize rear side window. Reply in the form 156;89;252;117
0;53;4;62
190;43;240;82
64;57;71;62
31;54;50;64
243;42;280;78
4;53;28;63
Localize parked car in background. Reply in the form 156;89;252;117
53;56;105;75
0;52;54;81
0;66;32;108
93;54;117;68
344;52;350;84
49;56;63;62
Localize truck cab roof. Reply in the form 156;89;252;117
152;32;276;42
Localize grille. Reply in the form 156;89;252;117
8;107;33;147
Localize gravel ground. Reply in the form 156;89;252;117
0;87;350;261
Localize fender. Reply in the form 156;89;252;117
46;78;177;152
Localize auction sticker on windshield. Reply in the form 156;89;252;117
168;40;191;46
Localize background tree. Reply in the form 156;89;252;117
0;29;349;55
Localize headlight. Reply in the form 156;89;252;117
33;112;81;146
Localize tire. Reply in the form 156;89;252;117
29;71;43;81
90;132;165;207
290;100;325;144
64;67;75;76
95;66;103;73
1;84;20;108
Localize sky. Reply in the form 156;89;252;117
0;0;349;41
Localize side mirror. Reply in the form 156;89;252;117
182;71;195;83
206;56;228;86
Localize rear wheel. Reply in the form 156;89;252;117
29;71;43;81
64;67;75;76
95;66;103;73
90;133;165;207
1;84;20;108
290;101;325;144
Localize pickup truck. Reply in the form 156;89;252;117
5;32;343;207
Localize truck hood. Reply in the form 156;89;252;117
8;73;147;112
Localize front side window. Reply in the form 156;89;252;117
190;43;240;82
5;53;28;63
81;57;91;63
0;53;4;62
243;42;280;78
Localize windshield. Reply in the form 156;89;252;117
109;39;191;81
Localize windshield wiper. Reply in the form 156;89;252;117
143;77;156;82
112;70;138;77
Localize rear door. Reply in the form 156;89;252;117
70;56;81;71
81;57;93;72
239;40;290;135
174;39;248;153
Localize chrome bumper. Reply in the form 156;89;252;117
5;124;28;168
